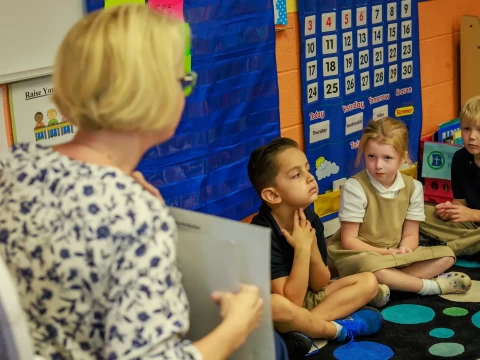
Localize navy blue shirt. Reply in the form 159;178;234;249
251;203;327;280
451;147;480;210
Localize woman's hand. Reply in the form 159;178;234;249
131;171;164;203
211;284;263;342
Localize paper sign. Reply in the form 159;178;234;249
104;0;145;8
421;142;461;180
149;0;184;21
9;76;75;146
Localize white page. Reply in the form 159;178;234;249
171;208;275;360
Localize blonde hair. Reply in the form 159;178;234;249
459;95;480;127
53;4;186;131
356;117;408;165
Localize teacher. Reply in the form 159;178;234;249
0;5;264;360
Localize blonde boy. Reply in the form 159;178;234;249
421;95;480;255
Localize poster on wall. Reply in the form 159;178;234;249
9;76;75;146
297;0;422;222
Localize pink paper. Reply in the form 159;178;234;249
149;0;184;21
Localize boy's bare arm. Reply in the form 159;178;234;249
442;200;480;222
271;247;311;307
308;241;330;292
271;209;314;306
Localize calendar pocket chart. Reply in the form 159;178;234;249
298;0;422;221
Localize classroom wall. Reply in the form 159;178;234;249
242;0;480;222
277;0;480;148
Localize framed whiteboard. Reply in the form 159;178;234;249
0;0;85;84
171;207;275;360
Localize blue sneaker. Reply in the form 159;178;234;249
333;307;384;343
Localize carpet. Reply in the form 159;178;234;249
305;254;480;360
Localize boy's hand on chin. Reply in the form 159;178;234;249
281;208;315;250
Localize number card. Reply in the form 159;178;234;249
388;23;397;42
343;32;353;51
297;0;423;221
322;12;336;32
342;9;352;29
322;35;337;54
305;15;316;36
359;50;369;69
401;0;411;18
307;82;319;103
344;53;354;73
356;7;367;26
323;57;339;76
324;78;340;99
387;2;397;21
402;41;413;59
345;74;355;95
360;71;370;91
357;28;368;48
389;64;398;83
306;60;318;81
306;38;316;58
372;5;382;24
373;47;384;66
374;68;385;87
372;26;383;45
388;44;398;62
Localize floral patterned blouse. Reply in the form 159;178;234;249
0;143;202;360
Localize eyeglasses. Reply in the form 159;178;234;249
180;71;197;97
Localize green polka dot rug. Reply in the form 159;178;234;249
304;254;480;360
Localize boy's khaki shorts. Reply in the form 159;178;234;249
302;280;333;311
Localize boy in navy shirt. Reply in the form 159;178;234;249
248;138;386;352
421;96;480;255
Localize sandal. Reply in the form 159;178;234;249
434;272;472;294
369;284;390;308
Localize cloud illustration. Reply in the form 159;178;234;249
315;160;340;180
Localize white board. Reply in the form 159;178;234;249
9;76;75;146
0;86;10;154
171;207;275;360
0;0;84;84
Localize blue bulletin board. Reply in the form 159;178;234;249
297;0;422;221
86;0;281;221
